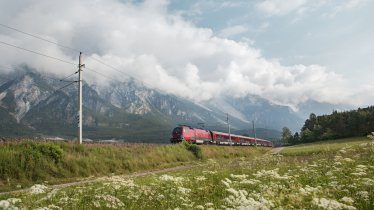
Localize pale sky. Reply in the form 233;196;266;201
169;0;374;86
0;0;373;110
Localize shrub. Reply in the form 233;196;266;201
181;140;203;159
37;143;64;163
20;142;64;163
367;132;374;140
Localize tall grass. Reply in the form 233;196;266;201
0;140;268;192
1;138;372;209
281;136;373;156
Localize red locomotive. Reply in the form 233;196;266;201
170;125;273;147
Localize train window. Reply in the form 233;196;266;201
173;127;182;134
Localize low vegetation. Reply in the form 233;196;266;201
0;137;373;209
280;136;372;156
0;139;269;192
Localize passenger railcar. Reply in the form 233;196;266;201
170;125;273;147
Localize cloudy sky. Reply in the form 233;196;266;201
0;0;373;110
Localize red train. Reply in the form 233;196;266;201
170;125;273;147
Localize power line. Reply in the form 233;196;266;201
0;65;78;84
0;23;150;88
0;40;77;66
54;80;77;92
85;67;122;83
0;23;161;96
0;23;80;53
87;56;133;79
0;23;129;80
59;71;78;82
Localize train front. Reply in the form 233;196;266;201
170;126;183;143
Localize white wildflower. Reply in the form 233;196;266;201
313;198;356;210
351;172;366;176
340;197;354;205
203;170;217;175
230;174;248;180
157;194;165;200
362;178;374;186
100;176;136;189
326;171;334;176
334;155;343;160
30;184;48;194
329;181;339;187
226;188;239;197
159;174;184;184
253;168;292;180
240;179;261;185
224;189;269;210
205;203;213;207
58;196;69;205
0;198;21;210
221;180;231;188
178;187;191;195
195;205;204;209
224;178;232;184
342;158;354;162
93;200;101;208
334;162;342;166
339;149;347;154
299;185;319;195
309;163;318;167
357;191;369;201
36;204;62;210
194;176;206;181
356;164;367;168
94;194;124;209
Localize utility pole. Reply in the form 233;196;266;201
227;113;231;146
78;52;84;144
252;120;257;147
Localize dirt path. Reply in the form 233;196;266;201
1;149;280;196
267;147;284;155
0;164;203;196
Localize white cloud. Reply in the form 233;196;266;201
327;0;368;17
256;0;306;16
218;25;248;38
0;0;369;109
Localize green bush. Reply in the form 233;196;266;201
182;140;203;159
38;143;64;163
21;142;64;163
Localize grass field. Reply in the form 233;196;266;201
0;140;270;193
0;137;373;209
280;136;373;156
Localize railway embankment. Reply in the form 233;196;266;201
0;139;270;192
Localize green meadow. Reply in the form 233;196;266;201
0;137;373;209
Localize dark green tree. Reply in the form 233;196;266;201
281;127;293;145
291;132;300;145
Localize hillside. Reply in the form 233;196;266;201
0;68;311;142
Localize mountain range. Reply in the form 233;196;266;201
0;67;351;143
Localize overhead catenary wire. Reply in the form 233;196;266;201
0;23;128;78
59;70;78;82
0;23;156;89
0;23;81;53
0;65;78;84
0;40;77;66
85;67;123;83
54;80;77;92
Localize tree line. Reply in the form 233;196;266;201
282;106;374;145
